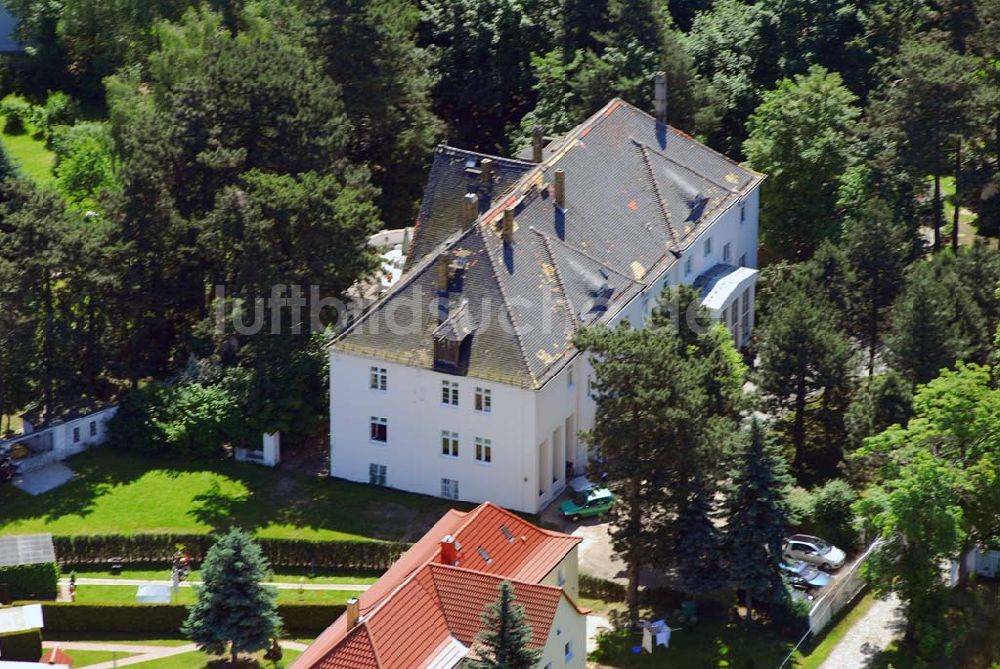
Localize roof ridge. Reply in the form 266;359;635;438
535;228;645;286
435;143;536;169
634;139;681;253
475;223;539;387
631;136;742;195
613;98;767;180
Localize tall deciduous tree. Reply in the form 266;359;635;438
725;420;792;623
182;528;281;664
743;65;860;259
467;580;542;669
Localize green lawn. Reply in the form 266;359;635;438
590;622;793;667
63;649;138;667
73;584;362;605
0;120;56;184
44;636;191;646
0;448;469;541
794;593;876;669
125;648;301;668
68;565;380;585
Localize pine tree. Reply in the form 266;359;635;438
725;420;792;623
181;528;281;664
467;580;542;669
675;468;723;598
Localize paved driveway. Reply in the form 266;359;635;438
13;462;75;495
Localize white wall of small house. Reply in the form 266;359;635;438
329;351;540;512
536;596;588;669
540;546;581;603
53;407;117;458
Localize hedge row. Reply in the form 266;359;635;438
579;573;626;602
0;563;59;600
0;628;42;662
53;534;410;571
36;602;346;635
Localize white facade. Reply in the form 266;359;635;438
4;405;118;472
329;187;760;513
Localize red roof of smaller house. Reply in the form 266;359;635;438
292;502;583;669
40;646;74;666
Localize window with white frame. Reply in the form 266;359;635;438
369;463;386;486
475;437;492;463
475;387;492;413
567;368;574;387
369;366;387;390
564;641;573;661
741;287;752;340
740;203;746;223
704;237;712;256
73;426;80;443
557;566;566;586
89;421;97;437
684;256;692;276
441;478;459;500
441;380;459;406
370;417;387;442
723;242;731;263
739;252;747;267
441;431;459;457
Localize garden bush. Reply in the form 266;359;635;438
53;534;409;571
40;91;79;129
36;602;344;634
0;628;42;661
787;479;860;551
0;562;59;600
0;94;35;134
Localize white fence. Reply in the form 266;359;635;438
807;539;881;636
950;547;1000;586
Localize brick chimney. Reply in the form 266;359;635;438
554;169;566;209
441;534;462;566
502;208;514;245
463;192;479;229
532;125;544;163
654;71;668;126
437;252;450;292
346;597;360;627
480;158;493;184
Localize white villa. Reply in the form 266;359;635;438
328;89;764;513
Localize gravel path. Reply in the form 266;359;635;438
818;594;903;669
64;577;370;591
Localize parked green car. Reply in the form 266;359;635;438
560;488;615;522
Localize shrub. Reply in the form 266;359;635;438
0;562;59;600
789;479;860;551
580;573;625;601
53;534;409;571
0;629;42;661
0;94;35;134
35;603;343;634
41;91;79;129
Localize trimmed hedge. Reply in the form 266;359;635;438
0;563;59;600
0;628;42;661
54;534;409;571
36;602;346;635
580;573;626;602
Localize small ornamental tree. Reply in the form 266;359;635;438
468;580;542;669
725;420;793;623
181;528;281;664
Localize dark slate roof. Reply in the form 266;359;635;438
404;145;533;272
20;398;115;429
334;99;764;389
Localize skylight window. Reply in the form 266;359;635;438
501;526;515;542
477;546;493;564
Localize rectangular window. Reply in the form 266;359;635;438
441;431;459;457
73;427;80;443
564;641;573;661
370;417;387;442
739;253;747;267
89;421;97;437
475;437;492;463
475;387;492;413
369;366;387;391
558;567;566;587
723;242;731;263
684;257;692;276
740;203;746;223
441;478;459;500
369;463;386;486
441;380;459;406
567;368;574;387
704;237;712;256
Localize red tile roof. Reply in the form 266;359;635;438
40;646;74;666
292;502;583;669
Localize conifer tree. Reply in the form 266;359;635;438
725;420;792;623
468;580;542;669
181;528;281;664
675;468;723;598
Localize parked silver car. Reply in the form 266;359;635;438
783;534;846;571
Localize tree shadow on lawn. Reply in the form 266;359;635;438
1;447;472;542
